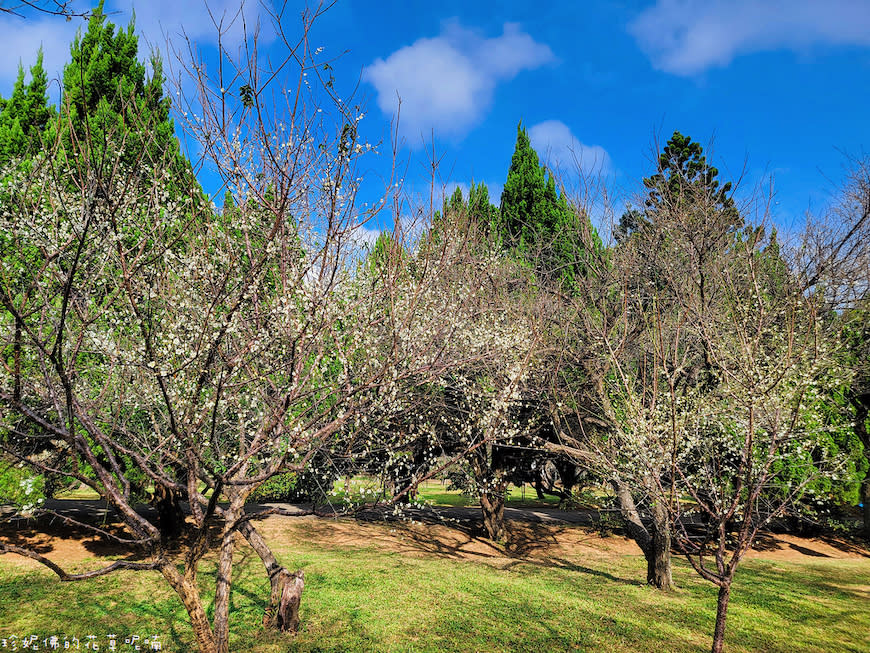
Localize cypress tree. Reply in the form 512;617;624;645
52;0;187;184
0;50;53;167
498;121;603;290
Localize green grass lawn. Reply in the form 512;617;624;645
414;480;561;509
1;518;868;652
53;477;564;510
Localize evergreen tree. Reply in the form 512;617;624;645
53;0;184;179
0;50;53;167
467;181;499;230
618;131;740;244
647;131;739;227
498;122;552;246
498;122;603;290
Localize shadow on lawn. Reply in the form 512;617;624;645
382;519;644;587
750;531;870;558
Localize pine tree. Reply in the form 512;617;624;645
0;50;53;167
645;131;740;229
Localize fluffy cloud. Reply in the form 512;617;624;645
629;0;870;76
528;120;610;175
351;222;383;249
123;0;265;54
364;20;554;141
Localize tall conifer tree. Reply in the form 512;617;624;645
0;50;53;166
53;0;187;183
498;122;603;291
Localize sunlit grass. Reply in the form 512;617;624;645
1;518;868;652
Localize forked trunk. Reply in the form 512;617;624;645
161;566;216;653
711;583;732;653
480;491;505;542
611;479;674;590
235;522;287;629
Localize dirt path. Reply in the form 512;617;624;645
2;500;868;569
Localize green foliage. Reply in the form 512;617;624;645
0;459;46;511
498;122;604;291
247;472;299;503
0;50;53;168
644;130;739;223
49;0;190;192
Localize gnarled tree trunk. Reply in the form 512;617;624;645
479;490;506;541
160;565;217;653
611;478;674;590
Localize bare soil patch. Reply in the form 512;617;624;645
3;512;867;571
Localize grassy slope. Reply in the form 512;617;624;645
1;519;868;652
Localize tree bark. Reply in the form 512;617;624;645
611;479;674;589
235;521;294;630
160;566;216;653
275;570;305;633
648;525;674;589
711;583;732;653
213;501;244;653
648;500;674;590
479;491;505;541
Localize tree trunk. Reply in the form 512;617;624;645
480;491;505;541
611;479;674;589
154;484;186;544
275;570;305;633
648;501;674;590
711;583;732;653
161;566;216;653
236;521;294;630
648;526;674;589
213;501;244;653
212;531;235;653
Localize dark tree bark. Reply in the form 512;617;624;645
479;489;506;541
611;478;674;590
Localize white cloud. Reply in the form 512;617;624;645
629;0;870;76
363;20;554;141
124;0;266;56
528;120;610;175
350;222;383;249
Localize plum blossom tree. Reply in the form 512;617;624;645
549;174;861;651
0;4;527;652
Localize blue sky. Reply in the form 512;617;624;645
2;0;870;241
